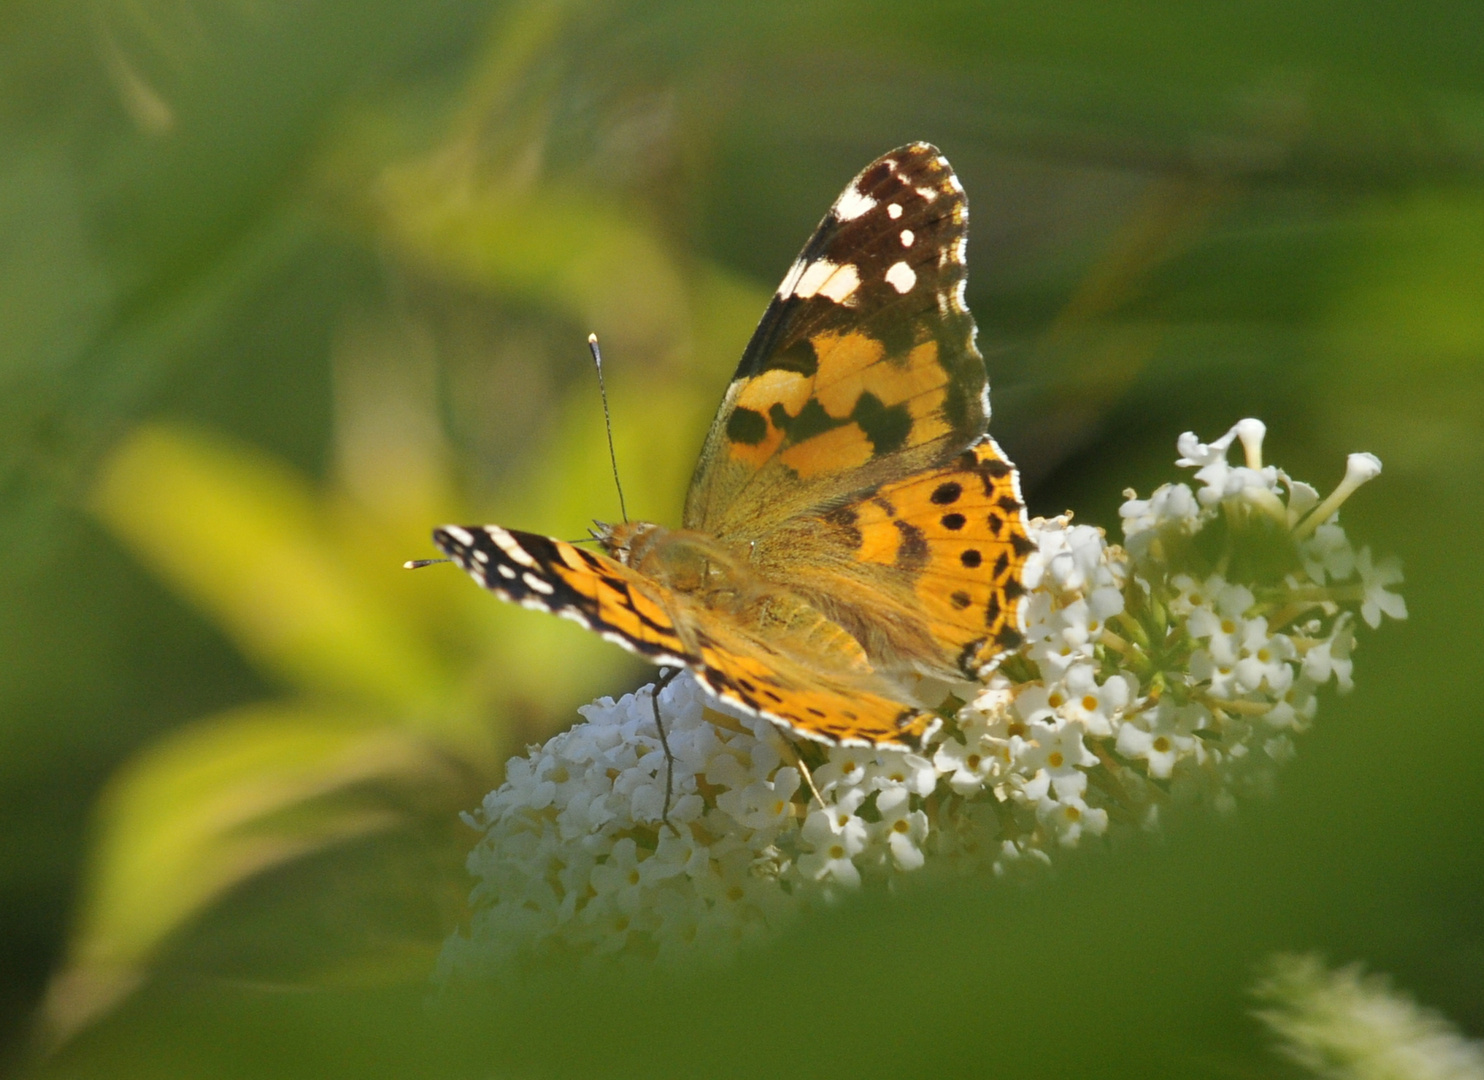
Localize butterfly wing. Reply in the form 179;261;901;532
684;143;988;539
432;525;942;748
748;434;1035;683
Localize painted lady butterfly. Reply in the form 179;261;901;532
432;144;1033;749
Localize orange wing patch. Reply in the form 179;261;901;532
849;434;1034;676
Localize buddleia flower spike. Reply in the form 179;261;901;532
437;421;1406;975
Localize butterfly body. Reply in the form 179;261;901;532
433;143;1033;749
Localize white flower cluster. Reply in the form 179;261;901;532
438;420;1405;975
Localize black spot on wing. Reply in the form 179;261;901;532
770;337;819;377
726;407;768;446
782;397;845;442
851;391;911;455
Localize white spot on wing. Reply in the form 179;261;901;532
887;203;902;219
472;548;489;564
899;229;914;247
523;572;555;595
817;263;861;303
885;261;917;294
792;260;833;297
442;526;474;545
915;186;938;202
488;527;538;568
497;564;517;580
953;278;967;310
833;184;876;221
792;259;861;303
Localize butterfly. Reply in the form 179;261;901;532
431;143;1033;750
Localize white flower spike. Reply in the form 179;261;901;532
439;421;1405;976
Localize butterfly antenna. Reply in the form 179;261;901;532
588;333;629;523
403;558;452;569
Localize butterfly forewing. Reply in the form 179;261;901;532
684;143;987;540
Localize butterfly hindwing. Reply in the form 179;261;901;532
746;435;1032;683
848;434;1033;677
684;143;987;539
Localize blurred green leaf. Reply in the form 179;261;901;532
42;702;471;1046
92;425;455;720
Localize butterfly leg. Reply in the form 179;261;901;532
650;666;682;837
770;730;825;811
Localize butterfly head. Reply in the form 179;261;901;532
592;519;665;569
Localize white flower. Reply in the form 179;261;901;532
867;753;939;797
1116;700;1209;779
1302;615;1356;692
872;787;930;870
715;767;801;832
1060;664;1136;737
1036;793;1109;846
1356;546;1408;628
1017;719;1099;801
1301;522;1356;584
798;789;870;887
1232;617;1298;696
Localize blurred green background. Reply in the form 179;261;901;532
2;0;1481;1075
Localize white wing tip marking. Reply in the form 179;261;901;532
833;184;876;221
